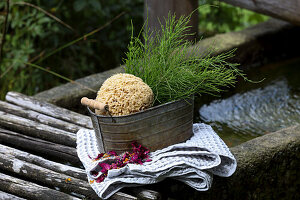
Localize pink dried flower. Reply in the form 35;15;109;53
94;153;104;160
90;170;99;176
108;151;117;156
96;174;106;183
90;142;151;183
98;162;111;174
111;163;118;169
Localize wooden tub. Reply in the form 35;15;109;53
87;97;194;153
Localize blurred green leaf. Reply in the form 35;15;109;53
73;0;86;12
89;0;102;10
198;0;269;35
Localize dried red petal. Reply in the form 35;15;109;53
91;142;151;183
90;170;99;176
99;162;111;174
108;151;117;156
94;153;105;160
96;174;106;183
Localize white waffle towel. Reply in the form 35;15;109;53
77;123;237;199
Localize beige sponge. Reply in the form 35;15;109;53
95;73;154;116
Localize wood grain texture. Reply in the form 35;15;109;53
0;151;98;199
0;144;85;180
0;173;80;200
145;0;198;41
5;91;92;129
0;100;82;133
81;97;108;112
0;191;26;200
221;0;300;25
0;110;76;147
0;144;139;200
0;128;80;165
129;188;162;200
0;92;161;200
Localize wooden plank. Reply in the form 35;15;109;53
110;193;138;200
5;92;93;129
0;144;138;200
0;173;80;200
0;158;137;200
129;188;162;200
0;128;80;165
0;100;83;133
0;191;26;200
1;92;161;199
0;144;86;180
145;0;198;41
0;128;161;199
0;151;99;199
0;110;76;147
0;143;160;200
221;0;300;25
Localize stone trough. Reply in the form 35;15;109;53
34;19;300;199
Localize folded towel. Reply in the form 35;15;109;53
77;123;237;199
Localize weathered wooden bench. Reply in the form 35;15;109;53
2;91;299;199
0;92;161;200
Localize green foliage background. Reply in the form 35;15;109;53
0;0;144;99
198;1;269;36
0;0;268;100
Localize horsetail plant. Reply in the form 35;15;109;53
124;13;248;105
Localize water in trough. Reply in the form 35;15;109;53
194;57;300;147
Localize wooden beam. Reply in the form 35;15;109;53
129;188;162;200
0;128;80;165
0;144;139;200
0;173;80;200
0;155;137;200
145;0;199;41
0;101;82;133
5;92;92;129
0;191;26;200
0;151;100;199
0;110;76;147
1;92;162;199
221;0;300;25
0;144;85;180
0;143;160;200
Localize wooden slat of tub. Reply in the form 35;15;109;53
0;173;80;200
0;100;83;133
0;110;76;147
5;92;92;129
0;128;80;166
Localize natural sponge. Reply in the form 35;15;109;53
95;73;154;116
